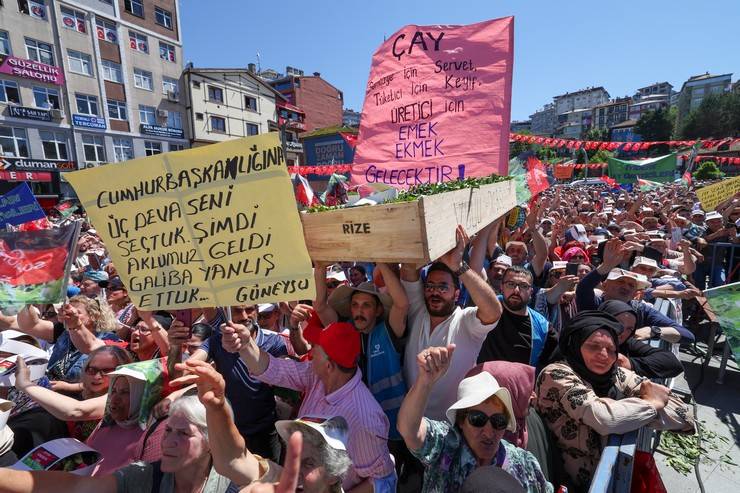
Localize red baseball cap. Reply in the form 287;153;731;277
315;322;360;369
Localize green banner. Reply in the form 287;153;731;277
607;153;677;184
703;281;740;363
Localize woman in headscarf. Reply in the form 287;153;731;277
15;358;167;476
398;346;552;493
535;311;694;492
14;345;132;442
597;300;683;379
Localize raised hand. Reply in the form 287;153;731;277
171;359;226;409
439;225;469;272
416;344;456;385
221;321;253;353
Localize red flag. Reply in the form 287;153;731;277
600;176;618;188
292;173;320;207
339;132;358;149
526;157;549;197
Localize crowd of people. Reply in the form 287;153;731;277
0;181;737;492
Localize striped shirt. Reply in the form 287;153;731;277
257;355;395;490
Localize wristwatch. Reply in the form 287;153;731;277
650;326;662;340
455;261;470;277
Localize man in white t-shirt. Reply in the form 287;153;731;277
400;225;503;420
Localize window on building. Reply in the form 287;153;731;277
210;116;226;133
67;49;93;76
101;60;123;83
144;141;162;156
18;0;47;20
0;31;10;55
33;86;60;109
133;68;153;91
162;77;178;95
246;123;259;136
0;127;30;157
113;137;133;162
40;130;68;160
195;112;203;121
167;111;182;129
0;80;20;104
75;94;99;115
124;0;143;17
169;143;185;152
107;99;127;120
154;7;172;28
192;80;201;89
159;41;175;62
244;96;257;111
25;38;54;65
82;134;106;164
95;18;118;44
129;31;148;53
60;6;86;33
207;86;223;103
138;105;156;125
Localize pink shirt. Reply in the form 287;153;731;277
257;355;395;489
87;421;165;476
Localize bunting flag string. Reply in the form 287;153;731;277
509;133;740;152
693;155;740;166
288;164;353;175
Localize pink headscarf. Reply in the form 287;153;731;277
466;361;535;448
562;246;590;265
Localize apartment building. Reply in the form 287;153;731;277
0;0;187;198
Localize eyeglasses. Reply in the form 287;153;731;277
84;366;116;377
582;341;617;358
424;282;451;294
464;410;508;430
132;325;151;334
503;281;532;291
326;281;341;289
550;270;563;278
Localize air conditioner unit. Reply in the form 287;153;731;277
157;109;168;118
50;109;64;120
167;91;179;102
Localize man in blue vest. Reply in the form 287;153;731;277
477;265;558;371
322;263;408;438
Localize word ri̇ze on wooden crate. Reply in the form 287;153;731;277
300;179;516;264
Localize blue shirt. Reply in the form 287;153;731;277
48;324;120;382
200;327;289;436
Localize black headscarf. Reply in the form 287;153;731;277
597;300;639;349
559;310;623;398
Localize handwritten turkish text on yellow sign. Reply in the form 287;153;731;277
696;175;740;212
65;134;315;310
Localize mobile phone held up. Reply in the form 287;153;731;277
566;262;579;276
172;309;193;337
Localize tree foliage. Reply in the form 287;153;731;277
692;161;724;180
583;127;610;142
678;92;740;139
635;108;675;141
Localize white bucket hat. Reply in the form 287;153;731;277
445;372;517;433
606;268;652;290
276;416;348;452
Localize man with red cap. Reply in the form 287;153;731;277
222;320;397;492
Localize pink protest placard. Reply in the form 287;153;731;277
351;17;514;188
0;55;65;86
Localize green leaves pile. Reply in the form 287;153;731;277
658;424;736;475
305;175;512;213
390;174;512;203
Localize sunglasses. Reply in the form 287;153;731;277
464;410;508;430
326;281;341;289
84;366;116;377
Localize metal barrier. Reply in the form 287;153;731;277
707;242;739;287
590;297;682;493
588;431;638;493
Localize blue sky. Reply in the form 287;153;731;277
181;0;740;121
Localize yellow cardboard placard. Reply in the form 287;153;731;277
695;175;740;212
65;133;315;310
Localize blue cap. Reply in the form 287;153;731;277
67;286;81;298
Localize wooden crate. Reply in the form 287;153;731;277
300;179;517;263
